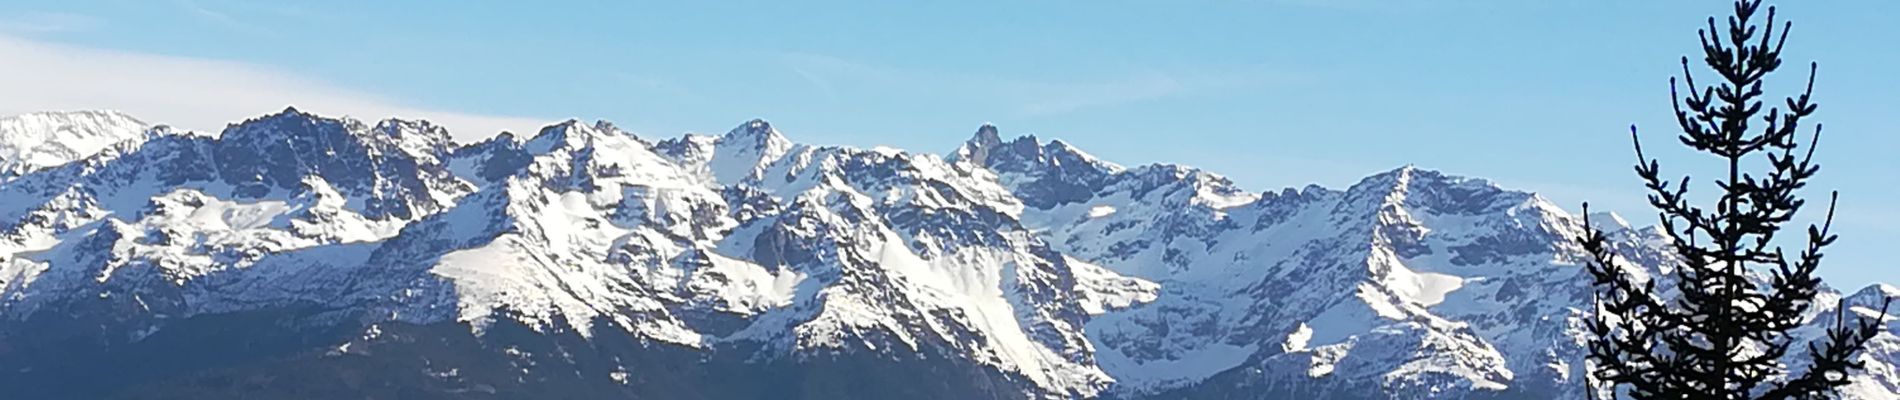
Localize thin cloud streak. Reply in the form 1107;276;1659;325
0;34;549;143
170;0;286;36
0;11;103;34
174;0;238;25
787;65;841;104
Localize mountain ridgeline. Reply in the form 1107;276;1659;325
0;110;1892;399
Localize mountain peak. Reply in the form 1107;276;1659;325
725;118;776;139
1348;165;1421;197
593;119;621;134
1850;283;1900;303
6;109;144;122
370;118;457;160
953;124;1013;166
1346;165;1533;216
244;106;331;127
953;125;1041;166
951;125;1125;183
1044;138;1082;153
521;118;650;151
0;110;153;177
524;119;601;154
1586;211;1632;233
1368;164;1420;183
1;110;147;131
718;118;790;152
233;106;351;130
974;125;1003;160
1360;165;1487;192
968;124;1003;158
210;110;467;215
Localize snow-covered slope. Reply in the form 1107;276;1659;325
0;110;149;181
0;111;1892;399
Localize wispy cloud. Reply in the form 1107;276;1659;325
1014;73;1187;116
611;72;703;102
0;11;103;34
175;0;233;22
171;0;285;35
775;52;1293;116
786;65;841;104
0;34;549;142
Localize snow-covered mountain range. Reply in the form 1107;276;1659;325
0;109;1892;399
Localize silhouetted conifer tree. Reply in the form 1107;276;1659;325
1579;1;1892;399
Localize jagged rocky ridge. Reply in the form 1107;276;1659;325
0;110;1892;399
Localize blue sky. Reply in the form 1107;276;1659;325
0;1;1894;289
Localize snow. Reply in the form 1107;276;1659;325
0;110;149;178
1389;268;1466;308
179;195;291;231
1585;211;1631;233
1307;342;1351;377
865;231;1111;393
693;251;802;314
434;240;537;332
1284;322;1314;352
1095;340;1258;389
1307;292;1388;346
708;121;793;186
1;112;1893;400
1068;256;1158;315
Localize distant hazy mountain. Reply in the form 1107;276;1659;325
0;110;148;182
